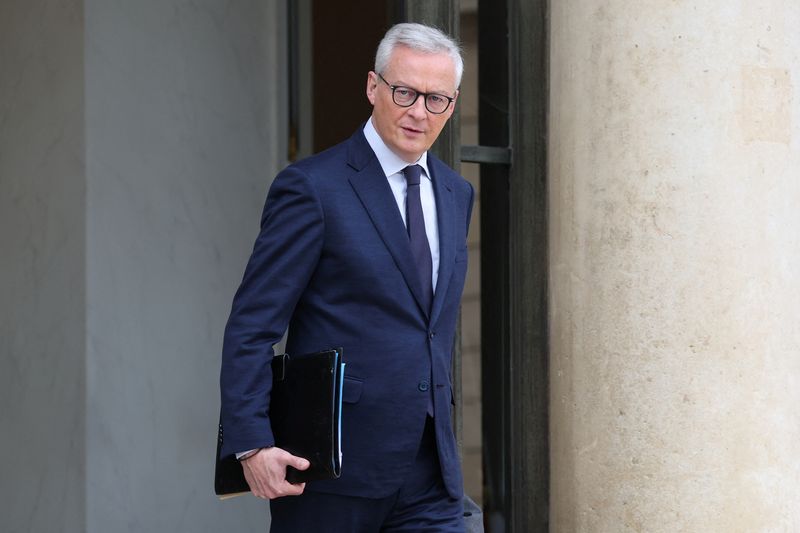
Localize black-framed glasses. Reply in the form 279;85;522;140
377;73;455;114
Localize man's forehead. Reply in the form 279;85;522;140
384;49;457;90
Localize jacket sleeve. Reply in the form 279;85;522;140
219;166;324;458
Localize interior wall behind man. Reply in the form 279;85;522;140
1;0;288;531
0;0;86;530
84;0;286;530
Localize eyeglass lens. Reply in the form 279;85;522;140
394;89;449;113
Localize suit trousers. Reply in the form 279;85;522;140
269;416;465;532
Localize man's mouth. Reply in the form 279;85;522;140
401;126;424;135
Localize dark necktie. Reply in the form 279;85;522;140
403;165;433;314
404;164;435;417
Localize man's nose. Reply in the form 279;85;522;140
406;95;428;118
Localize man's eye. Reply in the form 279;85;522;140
429;95;445;104
396;88;413;97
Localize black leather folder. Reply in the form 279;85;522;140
215;347;345;497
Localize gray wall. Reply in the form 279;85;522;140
1;1;286;531
0;1;86;531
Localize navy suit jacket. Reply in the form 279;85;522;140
220;127;474;500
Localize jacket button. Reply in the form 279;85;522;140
418;380;430;392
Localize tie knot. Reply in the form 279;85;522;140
403;165;423;186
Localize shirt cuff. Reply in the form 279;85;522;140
236;449;259;461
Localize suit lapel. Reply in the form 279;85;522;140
346;131;431;319
429;157;456;326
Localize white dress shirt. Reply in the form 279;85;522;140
363;117;440;291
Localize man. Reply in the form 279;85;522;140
220;22;473;531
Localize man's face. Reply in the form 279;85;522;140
366;45;458;163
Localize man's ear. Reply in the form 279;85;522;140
366;72;378;105
445;89;460;118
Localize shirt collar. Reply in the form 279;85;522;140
364;117;431;181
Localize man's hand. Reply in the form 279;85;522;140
240;447;310;500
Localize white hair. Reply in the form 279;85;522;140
375;22;464;88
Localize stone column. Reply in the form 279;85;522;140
549;1;800;531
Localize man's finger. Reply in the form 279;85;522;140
274;448;310;471
291;456;311;470
280;481;305;496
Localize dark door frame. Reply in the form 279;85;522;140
480;1;550;530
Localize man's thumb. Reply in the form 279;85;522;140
293;456;311;470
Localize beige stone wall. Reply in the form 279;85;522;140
549;1;800;531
